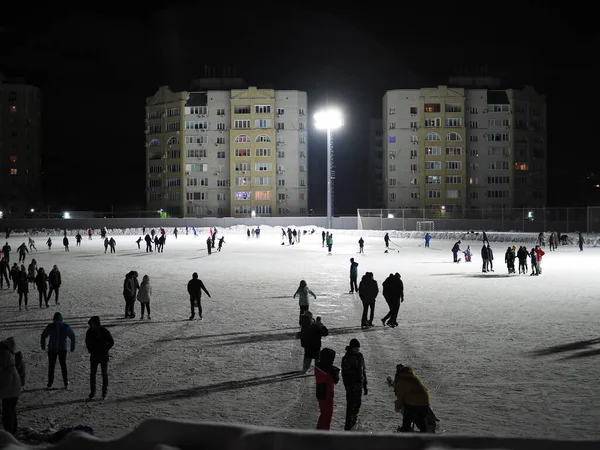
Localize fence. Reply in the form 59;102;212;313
357;207;595;233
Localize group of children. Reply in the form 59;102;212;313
504;245;546;275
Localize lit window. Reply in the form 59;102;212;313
10;155;17;163
515;163;528;171
10;168;17;175
10;105;17;113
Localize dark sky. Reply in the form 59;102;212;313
1;4;598;213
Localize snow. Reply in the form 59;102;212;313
1;227;600;445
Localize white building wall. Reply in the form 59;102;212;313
465;90;488;208
274;91;308;216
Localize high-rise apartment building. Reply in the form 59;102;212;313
145;84;308;217
381;85;546;212
367;118;384;208
0;74;42;215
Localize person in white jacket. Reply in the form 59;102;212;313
293;280;317;326
137;275;152;320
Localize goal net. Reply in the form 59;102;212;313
417;221;435;231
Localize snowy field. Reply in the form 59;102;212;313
1;227;600;441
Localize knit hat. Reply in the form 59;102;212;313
88;316;101;326
349;338;360;348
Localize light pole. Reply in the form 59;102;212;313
314;109;343;230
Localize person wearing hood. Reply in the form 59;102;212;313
298;311;329;372
341;338;368;430
314;347;340;430
392;364;431;432
40;312;76;389
85;316;114;400
358;272;378;328
0;337;21;435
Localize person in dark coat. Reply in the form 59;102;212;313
321;230;326;247
341;338;367;430
314;347;339;430
35;267;49;308
517;246;528;274
48;265;61;305
17;265;29;311
384;233;390;253
108;237;116;253
481;244;489;273
299;311;329;372
40;312;76;389
85;316;114;400
187;272;211;320
382;273;403;327
0;337;21;435
504;247;516;274
0;256;10;289
578;232;584;251
144;234;152;252
349;258;359;294
63;236;69;252
123;272;135;318
2;242;11;263
451;240;461;263
358;272;378;328
17;243;28;263
482;230;489;246
206;236;212;255
9;263;18;292
75;233;82;246
486;244;494;271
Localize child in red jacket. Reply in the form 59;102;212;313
314;347;340;430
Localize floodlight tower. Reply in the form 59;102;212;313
314;109;343;230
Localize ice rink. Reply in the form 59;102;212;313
1;227;599;440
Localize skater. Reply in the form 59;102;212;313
103;238;109;253
287;228;293;245
192;227;197;237
358;237;364;254
424;233;431;248
35;267;49;307
578;232;584;251
349;258;359;293
463;246;472;262
5;228;10;239
548;232;555;251
144;234;152;252
327;234;333;253
108;237;116;253
9;263;18;291
217;236;226;252
46;237;52;250
504;246;516;274
206;236;212;255
63;236;69;251
451;240;461;263
2;242;11;263
17;242;28;263
281;228;286;239
187;272;211;320
293;280;317;326
322;230;326;247
486;244;494;272
517;246;528;274
17;265;29;311
137;275;152;320
481;244;489;272
381;273;403;327
75;233;82;246
534;245;545;275
358;272;378;328
186;225;189;235
174;228;178;239
136;237;142;249
392;364;433;433
85;316;114;401
48;265;61;305
384;233;390;253
28;237;37;251
212;227;218;247
482;230;489;246
299;311;329;372
248;228;251;239
27;259;37;288
341;338;367;431
40;312;76;389
530;247;539;276
0;257;10;289
122;272;135;318
0;337;21;435
87;228;93;240
314;347;340;430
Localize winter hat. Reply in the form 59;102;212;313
88;316;101;326
53;312;63;323
349;338;360;348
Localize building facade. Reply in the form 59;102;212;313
367;118;384;208
0;74;42;216
381;85;546;212
145;85;308;217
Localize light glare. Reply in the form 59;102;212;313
314;109;343;130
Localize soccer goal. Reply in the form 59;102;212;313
417;221;435;231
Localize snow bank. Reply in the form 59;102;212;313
1;419;597;450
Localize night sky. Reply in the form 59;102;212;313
1;5;597;214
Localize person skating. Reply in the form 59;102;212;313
481;243;489;272
424;233;431;248
392;364;433;432
486;244;494;271
103;237;109;253
137;275;152;320
451;240;461;263
63;236;69;252
85;316;114;401
298;311;329;372
187;272;211;320
341;339;367;431
389;273;404;326
46;237;52;250
2;242;11;263
384;233;390;253
578;232;584;251
0;337;21;435
482;230;489;246
206;236;212;255
530;247;538;276
217;236;226;252
212;227;218;248
123;272;135;318
314;347;339;430
0;256;10;289
358;237;364;254
517;246;528;274
35;267;49;307
17;265;29;311
28;236;37;251
75;233;82;246
174;228;178;239
136;237;142;249
144;234;152;252
17;242;28;263
349;258;359;293
504;246;516;274
321;230;326;247
108;237;116;253
463;245;472;262
358;272;378;328
534;245;545;275
48;265;61;305
26;259;37;288
381;273;403;327
293;280;317;326
88;228;93;240
41;312;75;389
9;263;18;292
247;228;251;239
326;234;333;253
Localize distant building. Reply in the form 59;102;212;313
0;74;42;216
145;83;309;217
380;84;546;212
367;119;384;208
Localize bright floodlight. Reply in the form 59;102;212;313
251;210;256;218
63;212;71;219
314;109;343;130
388;214;394;219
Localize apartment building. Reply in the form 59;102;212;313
367;118;384;208
382;85;546;212
0;74;42;216
145;84;308;217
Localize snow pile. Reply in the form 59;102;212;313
1;419;597;450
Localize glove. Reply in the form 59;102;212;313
364;387;368;396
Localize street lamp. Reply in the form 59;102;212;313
314;108;343;230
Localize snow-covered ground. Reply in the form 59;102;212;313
2;227;600;441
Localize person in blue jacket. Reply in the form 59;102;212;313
40;312;76;389
424;233;431;248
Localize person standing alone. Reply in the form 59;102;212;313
341;338;367;430
349;258;359;294
40;312;76;389
85;316;114;401
187;272;211;320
